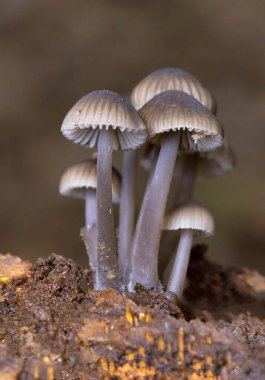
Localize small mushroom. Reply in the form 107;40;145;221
131;67;216;113
61;90;146;290
163;202;214;299
59;159;120;283
127;90;223;291
158;140;235;278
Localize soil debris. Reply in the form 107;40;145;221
0;249;264;379
185;245;265;319
0;253;31;284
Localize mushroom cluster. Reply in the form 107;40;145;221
59;68;235;300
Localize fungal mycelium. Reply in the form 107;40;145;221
59;68;234;300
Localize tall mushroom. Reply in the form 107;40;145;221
127;90;223;291
61;90;146;290
59;159;120;285
133;67;217;188
163;202;214;299
130;67;218;282
130;65;218;218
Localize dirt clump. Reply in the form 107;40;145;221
0;248;264;379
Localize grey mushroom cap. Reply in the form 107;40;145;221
163;202;215;237
131;67;216;113
61;90;147;150
59;159;121;203
140;90;224;152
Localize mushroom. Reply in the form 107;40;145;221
159;139;235;278
163;202;214;299
59;159;120;284
132;67;218;190
131;67;216;113
127;90;223;291
61;90;146;290
130;67;218;278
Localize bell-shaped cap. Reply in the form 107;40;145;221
59;159;121;203
131;68;216;113
61;90;147;150
163;202;214;237
140;90;223;152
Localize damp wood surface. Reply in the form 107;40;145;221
0;246;264;380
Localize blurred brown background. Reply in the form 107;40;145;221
0;0;264;273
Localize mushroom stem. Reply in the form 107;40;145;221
128;132;180;291
85;189;97;227
167;229;193;300
96;128;120;290
80;225;97;273
80;189;98;273
172;154;198;206
119;150;136;278
159;154;198;279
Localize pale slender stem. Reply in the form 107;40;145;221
96;129;120;290
119;150;136;278
127;133;180;291
85;189;97;227
81;224;97;272
159;154;197;279
81;189;97;273
167;229;193;299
